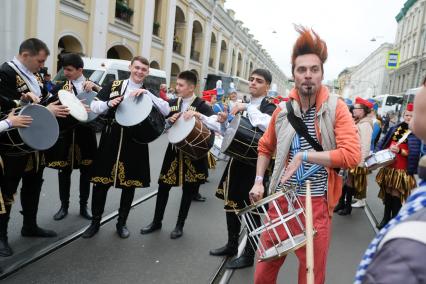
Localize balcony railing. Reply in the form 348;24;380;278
115;1;133;23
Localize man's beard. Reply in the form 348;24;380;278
299;85;316;97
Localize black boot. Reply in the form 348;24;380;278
210;212;240;257
79;168;92;220
21;177;57;238
390;196;402;218
116;188;134;239
334;187;346;213
338;186;353;216
82;216;101;238
53;203;69;221
377;193;392;229
226;242;255;269
0;205;13;257
82;185;108;239
54;169;71;220
141;185;170;234
192;186;206;202
170;220;184;239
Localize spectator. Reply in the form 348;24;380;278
159;83;168;101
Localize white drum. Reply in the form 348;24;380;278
58;90;88;122
210;134;229;161
238;186;310;262
364;149;396;170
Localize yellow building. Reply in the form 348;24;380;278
0;0;288;94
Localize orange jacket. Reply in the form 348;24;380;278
258;86;361;215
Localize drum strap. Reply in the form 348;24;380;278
286;101;340;174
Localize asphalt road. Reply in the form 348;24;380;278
1;135;383;283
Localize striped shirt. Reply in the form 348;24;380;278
284;106;328;196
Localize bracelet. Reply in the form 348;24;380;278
302;150;308;162
255;175;263;182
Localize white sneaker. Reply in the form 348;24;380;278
352;199;366;208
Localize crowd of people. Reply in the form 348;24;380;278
0;26;425;284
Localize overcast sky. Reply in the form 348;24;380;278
224;0;407;81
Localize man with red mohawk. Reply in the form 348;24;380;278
249;26;361;283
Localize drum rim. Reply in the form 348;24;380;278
17;104;60;150
58;89;89;122
167;115;196;144
236;190;289;216
115;94;153;127
76;90;99;122
220;114;241;153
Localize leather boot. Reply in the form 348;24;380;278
226;242;255;269
210;212;240;256
170;220;184;239
55;169;71;221
334;187;346;213
82;216;101;238
53;203;69;220
377;193;392;229
141;185;169;234
82;185;108;238
79;168;92;220
116;189;134;239
0;205;13;257
21;177;57;238
338;186;353;216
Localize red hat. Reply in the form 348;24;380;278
355;97;374;109
406;103;414;112
202;89;217;102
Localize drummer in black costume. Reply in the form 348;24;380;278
141;70;221;239
210;69;276;269
45;53;100;221
82;56;170;239
0;38;70;257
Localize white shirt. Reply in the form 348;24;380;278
246;95;271;132
90;79;170;116
71;75;86;95
0;120;9;133
12;57;42;97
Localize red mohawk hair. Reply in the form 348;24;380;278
291;25;328;75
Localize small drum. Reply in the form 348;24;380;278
0;104;59;153
115;92;165;144
77;90;98;122
365;149;396;170
210;134;229;161
221;114;263;166
168;115;213;160
237;186;309;262
57;90;88;130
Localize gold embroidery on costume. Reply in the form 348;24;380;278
159;158;178;185
91;161;143;187
184;156;206;182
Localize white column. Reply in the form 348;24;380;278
139;0;156;58
241;45;248;78
183;7;195;69
0;0;26;63
162;0;176;84
232;47;238;77
91;0;109;57
200;20;213;90
225;40;234;74
214;31;222;73
36;0;58;72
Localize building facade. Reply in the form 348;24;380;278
344;43;393;100
0;0;288;94
389;0;426;95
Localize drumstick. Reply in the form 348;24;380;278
305;180;314;284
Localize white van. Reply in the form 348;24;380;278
54;57;167;95
374;94;403;116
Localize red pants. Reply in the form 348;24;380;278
254;196;332;284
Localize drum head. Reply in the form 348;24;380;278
168;115;195;144
58;90;88;122
221;114;241;152
18;104;59;150
77;91;99;122
115;94;153;127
